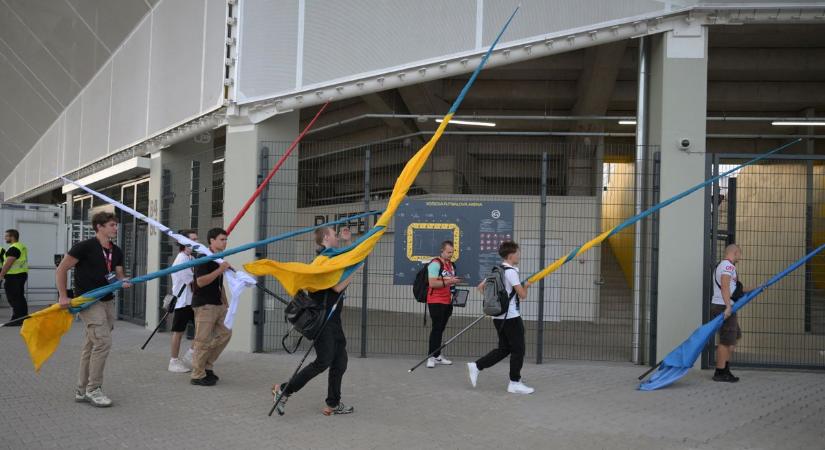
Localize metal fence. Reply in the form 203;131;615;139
706;153;825;369
256;139;660;364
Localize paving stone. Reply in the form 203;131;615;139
0;315;822;449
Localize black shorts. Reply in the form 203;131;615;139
171;305;194;332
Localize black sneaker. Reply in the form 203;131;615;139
191;376;216;386
322;402;354;416
205;370;219;382
712;371;739;383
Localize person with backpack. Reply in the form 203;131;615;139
272;226;356;416
425;240;460;368
468;241;534;394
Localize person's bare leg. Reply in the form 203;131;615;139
171;332;183;359
715;344;731;369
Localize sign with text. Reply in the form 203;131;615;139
313;211;376;235
393;200;514;285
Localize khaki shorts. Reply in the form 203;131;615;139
710;304;742;346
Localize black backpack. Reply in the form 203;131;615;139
413;259;442;303
282;290;328;354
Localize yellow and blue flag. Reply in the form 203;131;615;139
245;8;520;295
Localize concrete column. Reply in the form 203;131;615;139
648;29;708;364
224;111;298;352
145;151;164;330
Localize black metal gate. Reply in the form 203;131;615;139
118;180;149;325
706;152;825;369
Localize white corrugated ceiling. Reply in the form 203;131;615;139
0;0;157;185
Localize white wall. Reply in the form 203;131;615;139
235;0;670;103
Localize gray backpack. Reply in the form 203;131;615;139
482;265;516;316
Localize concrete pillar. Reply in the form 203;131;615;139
145;151;164;330
224;111;298;352
648;29;708;364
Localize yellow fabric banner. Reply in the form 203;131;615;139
245;114;454;295
19;297;95;372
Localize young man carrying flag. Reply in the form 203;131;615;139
468;241;534;394
56;212;132;407
190;228;232;386
272;226;356;416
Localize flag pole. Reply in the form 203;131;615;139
225;100;331;235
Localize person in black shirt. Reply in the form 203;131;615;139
56;211;131;408
190;228;232;386
272;226;356;416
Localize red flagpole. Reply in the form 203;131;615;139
225;100;331;235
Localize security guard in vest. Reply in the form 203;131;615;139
1;229;28;324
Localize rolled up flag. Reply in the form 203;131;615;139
639;242;825;391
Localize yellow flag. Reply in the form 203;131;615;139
19;297;95;372
245;114;454;295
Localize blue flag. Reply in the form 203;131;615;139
639;242;825;391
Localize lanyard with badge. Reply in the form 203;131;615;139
103;246;118;285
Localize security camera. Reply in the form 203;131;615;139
678;138;691;151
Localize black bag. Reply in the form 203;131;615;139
412;259;441;303
715;270;745;302
285;290;327;339
162;284;188;313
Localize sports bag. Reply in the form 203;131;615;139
284;290;327;339
482;265;516;316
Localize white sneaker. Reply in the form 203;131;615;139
85;387;113;407
507;380;535;395
434;355;452;365
426;357;436;368
168;358;191;373
182;348;194;367
467;362;479;387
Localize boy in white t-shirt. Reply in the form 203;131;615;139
467;241;534;394
168;230;198;373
